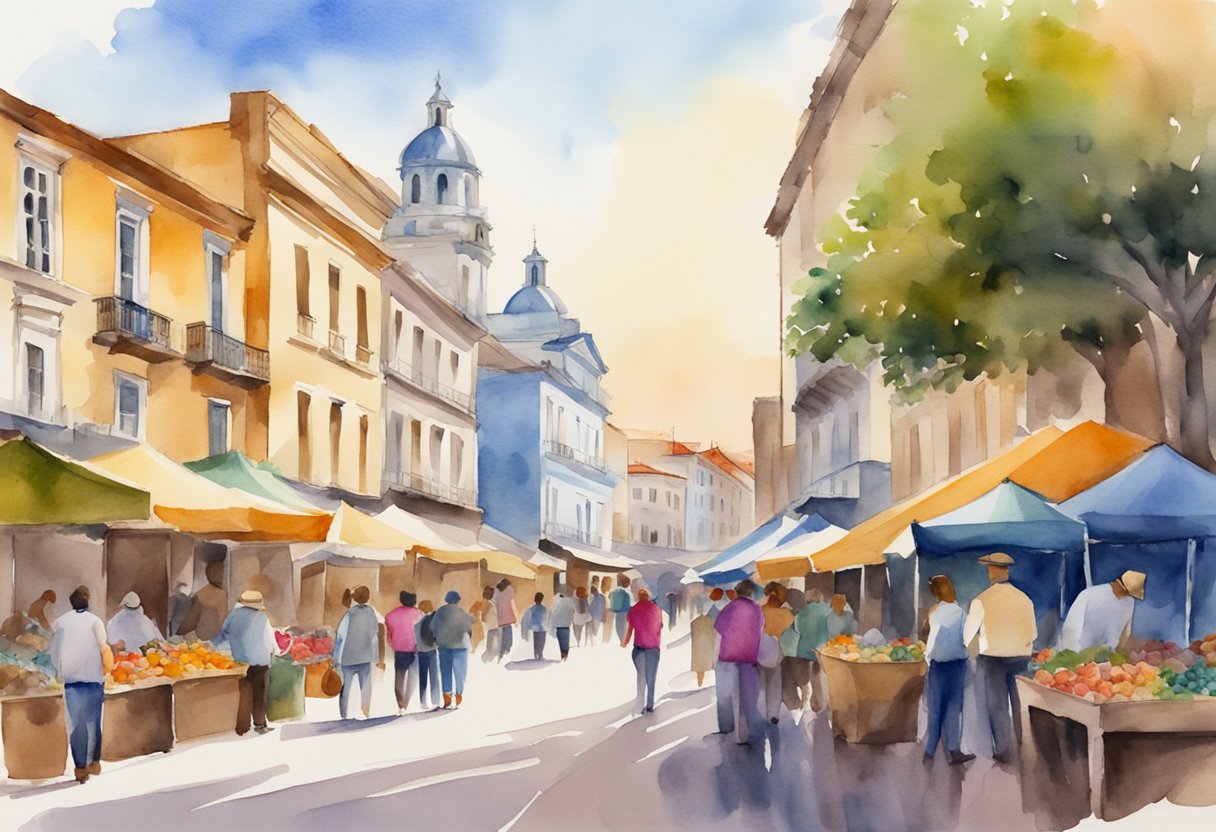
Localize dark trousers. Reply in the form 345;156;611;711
393;650;416;709
978;654;1029;760
632;647;660;711
925;659;967;757
555;627;571;658
64;682;103;769
499;624;514;660
236;664;269;734
417;651;439;707
532;630;547;659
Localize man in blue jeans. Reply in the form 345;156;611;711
51;586;112;783
621;588;663;714
923;575;975;764
431;590;474;708
334;586;384;719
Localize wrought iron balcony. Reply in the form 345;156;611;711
185;323;269;386
382;470;474;507
385;359;473;413
542;439;608;473
327;329;346;357
93;296;179;362
544;522;604;550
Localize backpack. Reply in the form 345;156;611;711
418;612;437;648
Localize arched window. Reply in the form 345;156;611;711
433;107;443;127
531;264;539;285
410;175;421;204
436;173;448;204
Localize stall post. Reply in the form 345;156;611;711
1186;538;1197;644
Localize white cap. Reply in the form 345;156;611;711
122;591;140;609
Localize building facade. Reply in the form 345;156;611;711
0;89;255;462
626;463;686;549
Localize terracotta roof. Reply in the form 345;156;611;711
668;441;698;455
699;447;754;482
628;463;686;479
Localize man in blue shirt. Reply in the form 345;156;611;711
923;575;974;765
219;589;278;735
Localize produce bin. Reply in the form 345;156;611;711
173;671;244;742
102;682;174;761
1;692;67;780
816;652;927;744
1018;677;1216;821
268;657;306;721
304;658;336;699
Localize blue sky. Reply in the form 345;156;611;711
0;0;846;450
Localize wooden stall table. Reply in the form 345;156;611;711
172;668;246;742
1018;677;1216;821
816;652;927;743
102;680;174;761
1;690;67;780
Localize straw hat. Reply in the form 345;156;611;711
1118;570;1146;601
121;591;141;609
238;589;266;609
977;552;1016;567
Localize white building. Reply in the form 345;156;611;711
627;463;686;549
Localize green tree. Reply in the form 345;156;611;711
788;0;1216;468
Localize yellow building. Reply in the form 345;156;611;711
114;92;396;497
0;89;255;461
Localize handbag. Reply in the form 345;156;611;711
320;666;343;697
759;632;781;668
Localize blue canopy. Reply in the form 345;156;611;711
1060;445;1216;542
913;481;1086;555
697;513;830;586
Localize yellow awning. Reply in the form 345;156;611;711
412;544;536;579
326;502;425;550
89;445;332;541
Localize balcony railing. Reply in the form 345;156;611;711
544;522;604;550
382;470;474;507
542;439;608;473
297;313;316;340
355;344;373;367
328;330;346;357
185;323;269;385
385;359;473;413
94;296;178;361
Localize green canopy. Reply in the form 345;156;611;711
0;437;150;524
184;451;320;511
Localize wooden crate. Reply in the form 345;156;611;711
173;672;244;742
1;692;67;780
817;652;927;744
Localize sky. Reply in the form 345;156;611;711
0;0;848;453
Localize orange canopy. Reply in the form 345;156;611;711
757;421;1151;579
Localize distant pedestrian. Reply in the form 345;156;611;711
714;580;764;745
600;577;616;643
107;591;163;651
414;600;441;709
493;579;518;662
761;582;793;725
470;586;495;658
334;586;384;719
789;589;830;712
551;592;575;660
779;589;813;714
666;591;678;629
51;586;112;784
522;593;550;660
691;609;717;687
826;594;857;640
219;590;277;736
923;575;975;765
964;552;1037;763
610;576;633;641
707;587;727;619
572;587;592;646
622;588;663;713
385;591;421;714
432;591;474;708
589;584;605;643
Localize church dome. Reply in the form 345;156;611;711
399;125;477;171
504;285;568;315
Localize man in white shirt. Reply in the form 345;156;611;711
924;575;974;765
107;591;163;651
963;552;1037;763
1060;571;1146;651
51;585;113;783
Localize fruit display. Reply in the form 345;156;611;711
0;626;57;696
1028;641;1216;703
276;628;335;665
107;640;238;687
1031;659;1165;703
818;634;925;663
1160;663;1216;699
1188;633;1216;667
1126;639;1197;674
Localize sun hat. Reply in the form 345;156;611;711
1118;570;1146;601
238;589;266;609
121;591;141;609
977;552;1015;567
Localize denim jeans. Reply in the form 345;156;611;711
977;654;1029;760
632;646;660;711
393;650;416;710
339;662;372;718
498;625;514;660
555;627;571;657
532;630;547;660
925;658;968;757
718;661;760;744
438;647;468;696
416;650;440;707
64;682;104;769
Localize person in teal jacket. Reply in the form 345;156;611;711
789;590;831;712
610;576;633;641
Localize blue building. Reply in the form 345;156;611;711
477;243;619;564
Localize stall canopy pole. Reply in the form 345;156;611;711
1059;554;1067;627
1186;537;1197;644
912;549;921;628
1083;538;1093;588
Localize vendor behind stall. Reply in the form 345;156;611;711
108;592;163;651
1060;570;1146;652
177;562;228;641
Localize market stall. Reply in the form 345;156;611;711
693;513;803;586
815;635;926;743
912;481;1087;647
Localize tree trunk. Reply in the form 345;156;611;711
1178;331;1216;471
1142;313;1185;448
1097;340;1168;442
